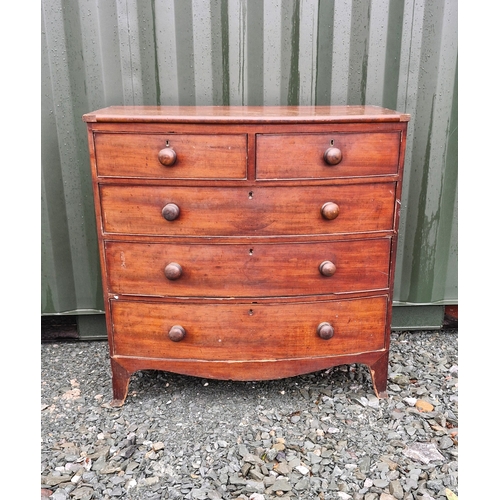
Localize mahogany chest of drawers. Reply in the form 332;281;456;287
83;105;409;406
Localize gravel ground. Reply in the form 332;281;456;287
41;330;458;500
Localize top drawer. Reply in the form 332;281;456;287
256;132;400;180
94;133;247;179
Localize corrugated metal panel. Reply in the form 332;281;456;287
41;0;458;315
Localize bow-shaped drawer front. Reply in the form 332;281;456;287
104;238;391;298
99;183;396;237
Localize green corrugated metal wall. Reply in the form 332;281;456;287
41;0;458;332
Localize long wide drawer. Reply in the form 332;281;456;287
94;133;247;179
99;183;396;237
256;131;401;179
110;296;388;360
105;238;391;297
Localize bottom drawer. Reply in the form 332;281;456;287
110;296;388;361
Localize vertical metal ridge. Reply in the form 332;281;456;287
192;0;213;104
279;0;293;105
227;0;247;104
263;0;281;104
347;0;371;105
435;61;458;301
174;0;195;105
383;0;405;109
210;0;224;104
287;0;301;105
150;0;162;105
246;0;263;105
220;0;230;105
158;0;179;104
331;0;352;103
409;93;437;302
315;0;334;105
365;0;389;106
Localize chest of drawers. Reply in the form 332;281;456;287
83;105;409;406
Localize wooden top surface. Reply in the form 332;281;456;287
83;105;410;124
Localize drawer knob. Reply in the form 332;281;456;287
168;325;186;342
162;203;180;221
324;147;342;165
164;262;183;280
319;260;336;277
317;322;334;340
321;202;340;220
158;146;177;166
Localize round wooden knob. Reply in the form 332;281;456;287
164;262;182;280
168;325;186;342
319;261;336;277
158;147;177;166
321;202;340;220
323;147;342;165
317;322;334;340
162;203;180;221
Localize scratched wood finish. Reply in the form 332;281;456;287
256;132;400;179
110;296;387;361
95;133;247;179
84;105;409;405
105;238;391;297
83;105;410;124
99;183;396;237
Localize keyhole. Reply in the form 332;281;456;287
248;191;253;199
330;139;334;146
249;248;253;255
248;309;254;316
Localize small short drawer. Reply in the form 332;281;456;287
105;238;391;298
256;132;400;179
99;183;396;237
94;133;247;179
110;296;387;361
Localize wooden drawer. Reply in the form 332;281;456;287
100;183;396;237
94;133;247;179
256;132;400;179
105;238;391;297
110;296;388;361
